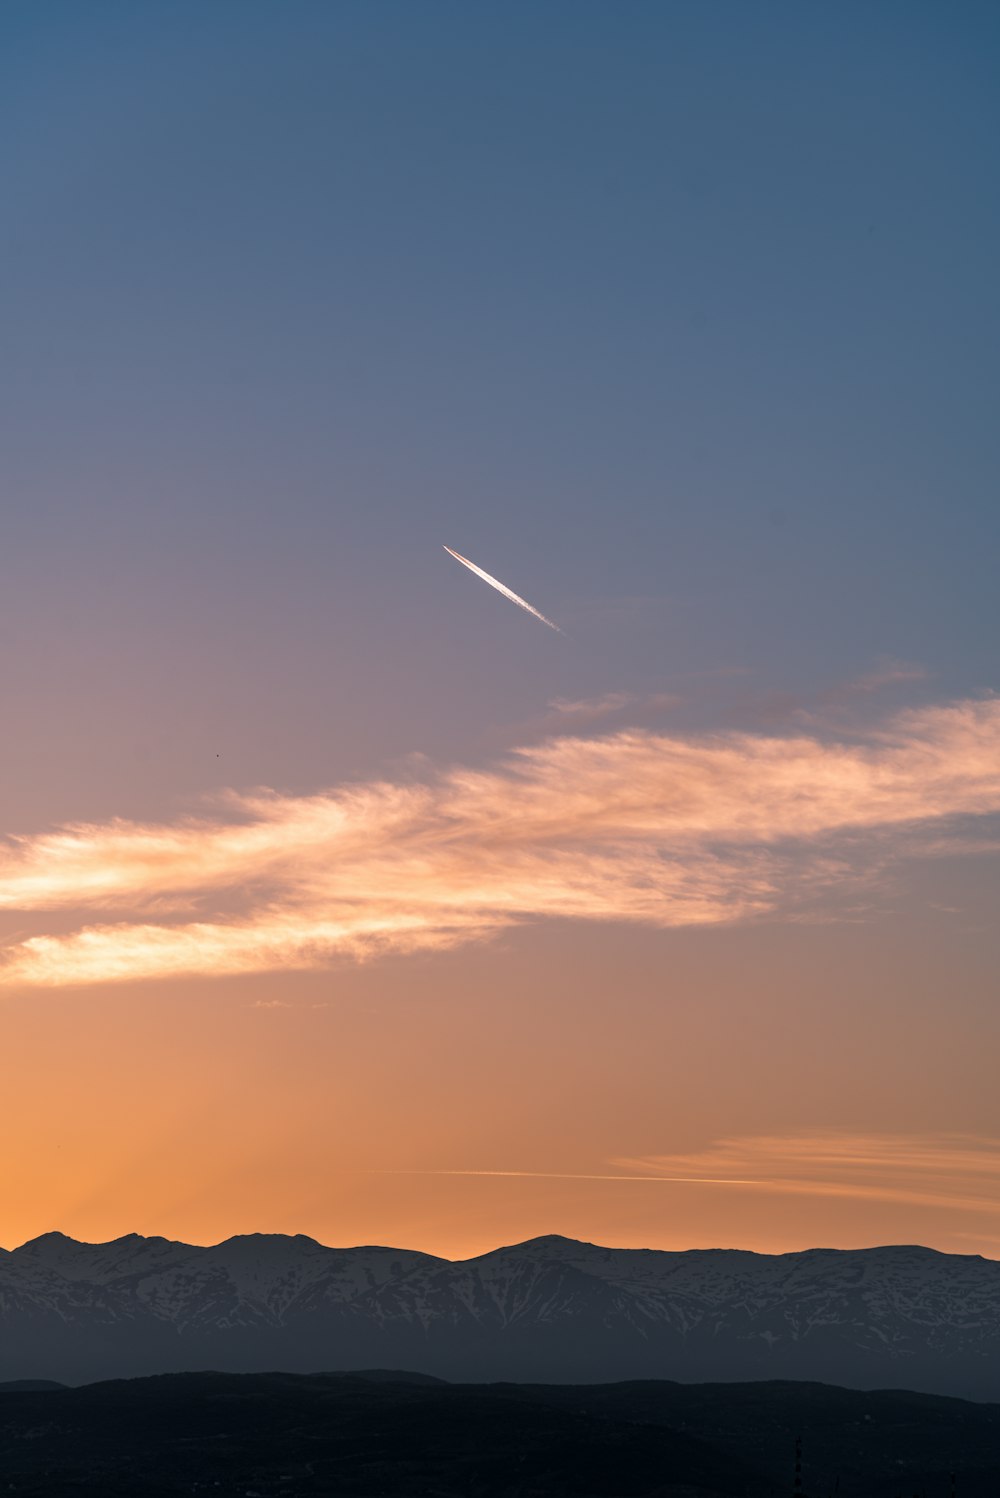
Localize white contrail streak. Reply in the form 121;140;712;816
443;546;563;633
376;1168;768;1186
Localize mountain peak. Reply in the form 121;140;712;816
15;1231;77;1254
13;1231;171;1258
480;1234;593;1259
211;1232;325;1254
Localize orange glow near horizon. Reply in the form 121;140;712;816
3;700;999;1261
3;883;999;1261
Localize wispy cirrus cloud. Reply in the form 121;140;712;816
547;691;635;720
0;695;998;987
748;659;933;727
847;658;928;695
617;1132;1000;1217
379;1131;1000;1220
546;690;681;725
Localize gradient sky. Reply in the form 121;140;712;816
2;1;999;1261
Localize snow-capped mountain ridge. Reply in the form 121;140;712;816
2;1232;998;1397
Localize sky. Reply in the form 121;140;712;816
1;0;999;1262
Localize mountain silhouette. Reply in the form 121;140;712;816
3;1231;999;1397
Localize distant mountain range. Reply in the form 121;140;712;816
2;1231;999;1398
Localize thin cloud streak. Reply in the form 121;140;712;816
385;1133;1000;1219
546;691;681;725
736;659;931;728
0;696;998;987
377;1169;768;1185
618;1132;1000;1217
548;692;635;719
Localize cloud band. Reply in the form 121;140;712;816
0;696;997;987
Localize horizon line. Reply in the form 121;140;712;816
4;1227;996;1265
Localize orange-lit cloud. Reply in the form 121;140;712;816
1;695;998;987
391;1133;1000;1220
616;1132;1000;1218
374;1132;1000;1228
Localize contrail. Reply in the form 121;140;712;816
376;1168;768;1187
444;546;563;633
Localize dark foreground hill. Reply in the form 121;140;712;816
1;1371;998;1497
0;1379;66;1392
5;1231;1000;1398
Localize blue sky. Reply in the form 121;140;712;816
4;2;998;824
